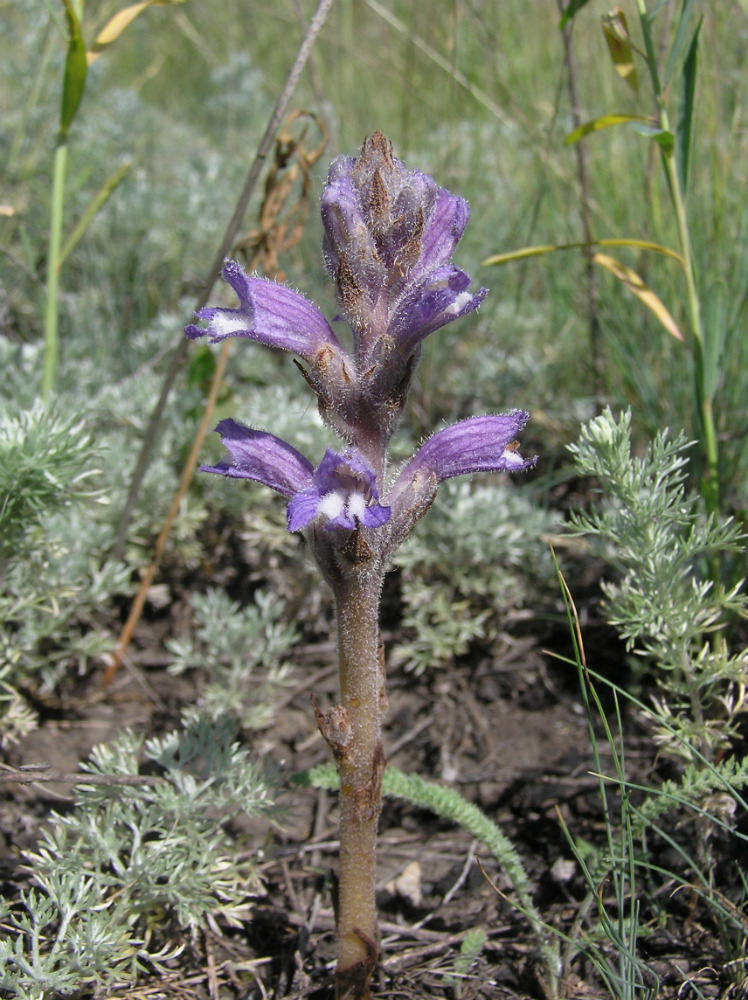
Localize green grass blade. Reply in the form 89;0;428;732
58;162;132;267
483;243;560;266
565;114;651;144
701;279;727;404
663;0;700;88
559;0;592;30
482;237;683;269
629;122;675;150
42;142;68;399
60;0;87;140
675;16;702;195
648;0;674;17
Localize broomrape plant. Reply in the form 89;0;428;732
186;132;536;999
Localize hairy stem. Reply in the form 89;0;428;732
299;762;559;1000
324;559;386;999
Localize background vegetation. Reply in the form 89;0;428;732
2;1;748;997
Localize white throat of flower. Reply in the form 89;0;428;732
317;488;368;522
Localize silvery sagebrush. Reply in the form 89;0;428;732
186;132;536;999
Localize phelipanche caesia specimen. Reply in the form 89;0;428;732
186;132;536;999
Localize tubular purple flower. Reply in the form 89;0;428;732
386;412;536;540
185;259;346;364
416;186;470;276
288;449;391;533
390;266;488;356
200;419;390;535
399;411;536;482
199;418;314;497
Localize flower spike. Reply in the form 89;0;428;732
188;133;538;1000
321;132;487;366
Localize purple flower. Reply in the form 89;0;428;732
287;449;391;532
200;418;390;534
386;411;537;540
199;418;314;496
390;266;485;357
186;259;350;363
321;132;487;364
398;412;536;481
186;260;358;428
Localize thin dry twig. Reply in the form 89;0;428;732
380;929;476;974
557;0;603;400
0;763;164;787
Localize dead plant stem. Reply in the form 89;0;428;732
558;0;603;402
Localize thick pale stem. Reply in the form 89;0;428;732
326;559;386;1000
